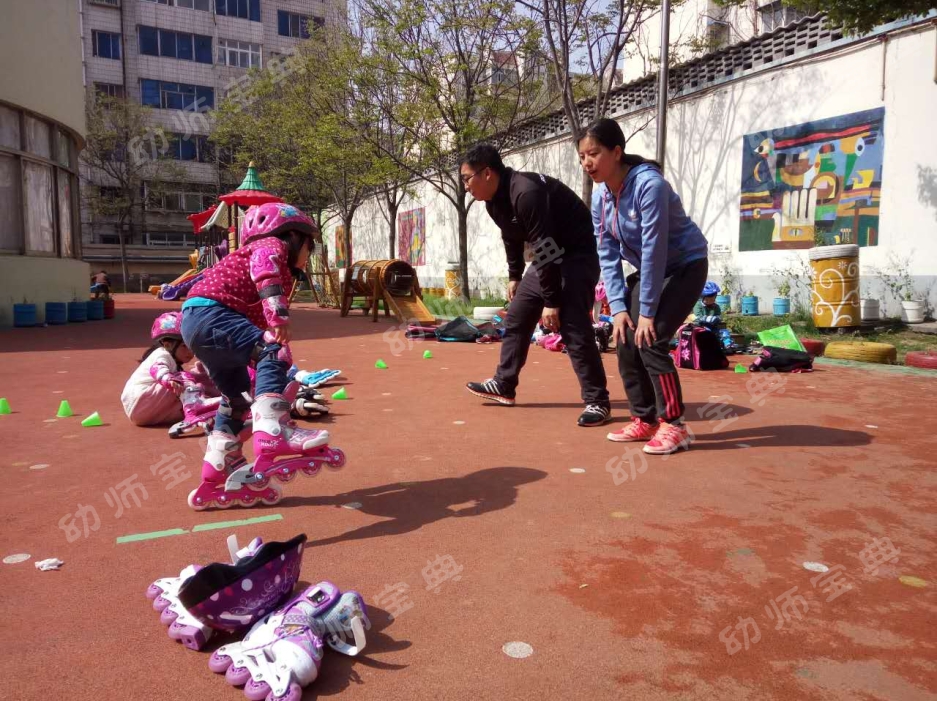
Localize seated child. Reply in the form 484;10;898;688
693;281;723;328
121;312;211;426
122;311;328;432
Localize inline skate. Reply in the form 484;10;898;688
225;393;344;492
208;581;368;700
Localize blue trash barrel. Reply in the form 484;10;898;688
772;298;791;316
741;296;759;316
87;299;105;320
13;303;37;327
45;302;68;325
715;294;732;313
67;301;88;323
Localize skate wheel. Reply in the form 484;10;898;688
208;650;233;674
215;494;234;509
145;583;164;600
160;608;179;625
261;489;282;507
328;448;346;469
247;473;270;490
225;663;251;687
274;468;297;484
153;595;172;613
268;682;303;701
188;489;209;512
238;493;258;508
301;463;322;477
244;679;271;700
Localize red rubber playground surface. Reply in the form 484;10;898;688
2;294;936;701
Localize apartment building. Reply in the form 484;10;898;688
79;0;344;287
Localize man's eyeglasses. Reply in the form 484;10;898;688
460;167;488;186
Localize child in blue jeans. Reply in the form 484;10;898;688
181;202;340;510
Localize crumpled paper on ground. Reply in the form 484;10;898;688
35;558;64;571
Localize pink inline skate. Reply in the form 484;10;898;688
188;431;282;511
169;376;222;439
225;392;345;492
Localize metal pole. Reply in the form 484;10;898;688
656;0;671;170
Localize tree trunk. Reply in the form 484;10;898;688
387;201;398;259
457;198;470;302
342;212;354;266
580;163;594;204
118;223;130;293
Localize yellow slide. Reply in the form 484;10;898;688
383;289;435;324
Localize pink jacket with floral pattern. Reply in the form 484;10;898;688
187;237;292;330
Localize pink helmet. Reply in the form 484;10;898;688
240;202;318;247
151;311;183;342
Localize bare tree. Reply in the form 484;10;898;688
518;0;649;201
81;95;184;291
361;0;545;299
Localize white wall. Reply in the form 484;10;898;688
342;22;937;313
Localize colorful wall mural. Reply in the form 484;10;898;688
335;225;350;268
739;108;885;251
397;207;426;266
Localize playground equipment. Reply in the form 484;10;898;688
339;259;434;324
151;163;282;301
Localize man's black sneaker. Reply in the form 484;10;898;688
466;379;516;406
578;403;611;426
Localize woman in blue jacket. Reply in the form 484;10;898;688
578;118;709;455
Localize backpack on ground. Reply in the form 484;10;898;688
749;346;814;373
674;323;729;370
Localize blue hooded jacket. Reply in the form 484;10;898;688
592;163;708;318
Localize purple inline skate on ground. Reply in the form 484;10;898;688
208;582;368;700
145;534;306;650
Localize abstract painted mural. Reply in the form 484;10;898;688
397;207;426;266
334;225;350;268
739;108;885;251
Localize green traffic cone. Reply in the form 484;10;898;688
423;350;433;359
331;387;348;400
56;400;74;418
734;364;748;373
375;359;388;369
81;411;103;427
0;398;10;415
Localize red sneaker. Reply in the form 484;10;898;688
644;422;693;455
606;417;658;442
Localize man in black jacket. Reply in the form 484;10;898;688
461;144;611;427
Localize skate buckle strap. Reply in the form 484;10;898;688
329;614;367;656
225;464;266;490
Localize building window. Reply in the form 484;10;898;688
141;79;214;111
24;162;56;254
92;31;122;60
90;0;120;8
758;1;807;32
139;26;212;63
278;11;323;38
162;133;215;161
177;0;211;9
141;0;172;4
216;0;261;21
217;39;261;68
0;105;81;258
146;183;214;212
0;155;22;251
95;82;126;99
25;116;52;160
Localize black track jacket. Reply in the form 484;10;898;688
484;168;597;308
